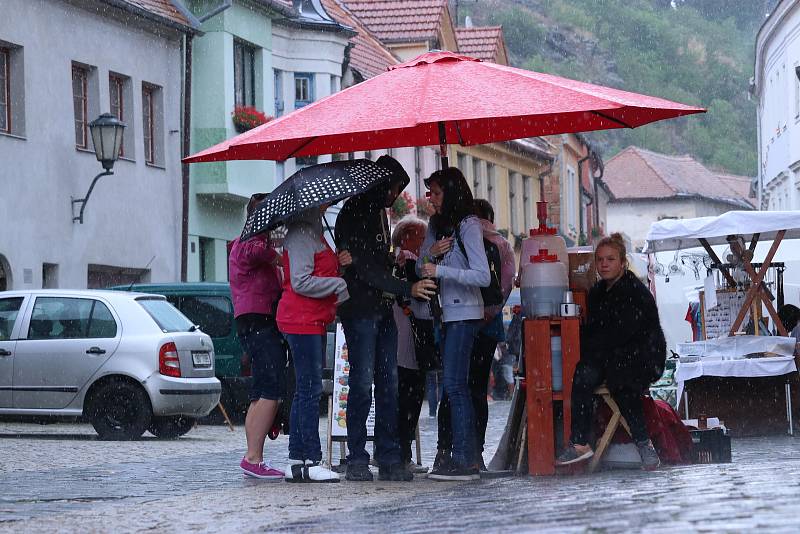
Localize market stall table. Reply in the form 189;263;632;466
675;336;797;435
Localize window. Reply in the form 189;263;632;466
72;65;89;148
457;153;467;174
295;73;313;108
795;64;800;118
566;166;577;230
109;74;126;157
0;297;24;340
523;175;533;230
137;298;193;333
0;47;8;133
487;163;496;206
199;237;214;281
274;69;284;116
176;296;233;338
414;147;422;208
87;300;117;338
234;40;256;107
141;83;163;166
296;155;318;168
42;263;58;289
142;84;154;163
27;297;117;340
472;158;483;197
87;263;150;288
0;42;23;136
509;172;518;235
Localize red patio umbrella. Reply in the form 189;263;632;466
184;51;704;165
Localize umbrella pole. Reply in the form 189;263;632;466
323;214;336;243
438;121;449;169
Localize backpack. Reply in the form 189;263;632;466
454;229;504;307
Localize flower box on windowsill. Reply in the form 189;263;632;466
231;106;272;133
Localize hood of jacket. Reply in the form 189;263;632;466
286;206;324;234
479;218;502;240
349;155;411;211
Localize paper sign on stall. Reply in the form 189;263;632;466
331;323;375;438
703;273;717;310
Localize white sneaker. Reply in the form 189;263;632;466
285;460;340;483
284;460;305;483
305;461;340;483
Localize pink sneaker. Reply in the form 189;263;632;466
240;458;284;480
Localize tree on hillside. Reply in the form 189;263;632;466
465;0;759;175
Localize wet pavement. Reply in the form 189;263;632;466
2;401;800;532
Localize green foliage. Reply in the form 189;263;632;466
468;0;764;175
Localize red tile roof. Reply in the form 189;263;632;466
322;0;399;79
455;26;503;61
603;146;754;208
121;0;193;28
342;0;449;43
716;172;755;205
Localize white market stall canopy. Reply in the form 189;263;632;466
643;211;800;253
644;210;800;338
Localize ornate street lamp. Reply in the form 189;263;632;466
72;113;126;224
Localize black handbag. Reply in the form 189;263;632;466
409;316;441;372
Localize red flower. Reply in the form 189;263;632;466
231;106;272;132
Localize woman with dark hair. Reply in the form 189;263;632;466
778;304;800;353
417;167;490;481
556;233;665;471
436;198;516;470
778;304;800;336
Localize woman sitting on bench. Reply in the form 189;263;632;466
556;233;666;471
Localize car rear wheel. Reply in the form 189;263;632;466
88;379;152;440
148;416;196;439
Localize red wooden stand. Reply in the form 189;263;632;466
524;317;581;475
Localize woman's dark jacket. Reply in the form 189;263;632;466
581;269;666;390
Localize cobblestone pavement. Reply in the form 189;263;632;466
2;400;800;533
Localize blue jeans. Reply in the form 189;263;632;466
341;308;401;466
284;333;325;463
441;320;481;466
426;370;442;417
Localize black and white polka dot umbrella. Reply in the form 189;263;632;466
241;159;394;240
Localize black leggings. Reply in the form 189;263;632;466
437;332;497;457
569;359;649;445
397;366;426;463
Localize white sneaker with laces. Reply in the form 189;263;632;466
285;460;340;483
305;461;340;483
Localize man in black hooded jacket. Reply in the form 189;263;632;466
335;155;435;482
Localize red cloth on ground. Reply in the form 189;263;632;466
595;396;693;465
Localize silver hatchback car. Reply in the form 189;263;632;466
0;290;221;439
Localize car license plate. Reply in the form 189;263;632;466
192;351;212;367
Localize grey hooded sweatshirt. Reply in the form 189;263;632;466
283;208;349;302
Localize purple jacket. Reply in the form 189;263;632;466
228;235;281;317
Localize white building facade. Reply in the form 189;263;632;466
754;0;800;210
0;0;193;290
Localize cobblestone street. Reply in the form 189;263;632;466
3;401;800;533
